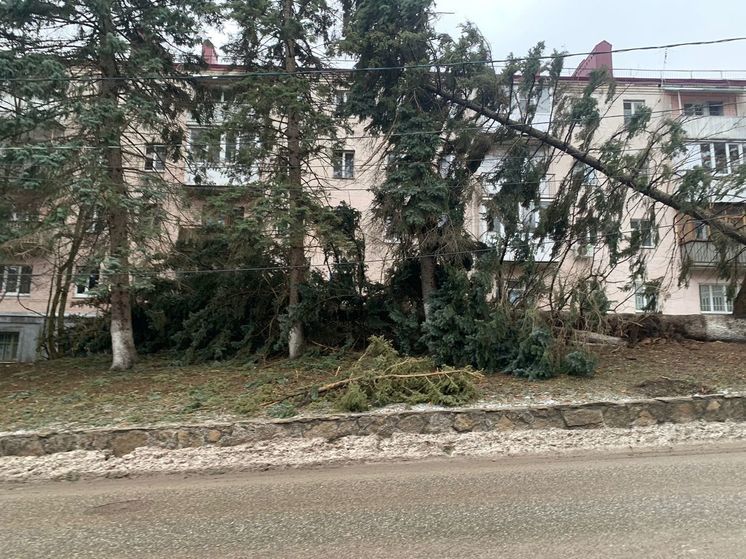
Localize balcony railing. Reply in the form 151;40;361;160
680;240;746;267
681;116;746;141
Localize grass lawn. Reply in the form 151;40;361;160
1;340;745;432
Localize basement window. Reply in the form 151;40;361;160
0;332;20;362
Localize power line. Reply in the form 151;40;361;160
3;37;746;83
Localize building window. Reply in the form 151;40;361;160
521;199;551;234
8;207;39;226
189;128;221;164
630;219;656;248
699;284;733;314
698;142;744;175
479;203;503;243
506;282;525;305
573;163;599;186
684;102;723;117
332;150;355;179
623;100;646;125
0;332;20;362
635;283;659;312
201;206;245;227
707;101;724;116
0;265;32;295
693;220;710;240
144;144;167;171
75;267;100;297
333;90;348;115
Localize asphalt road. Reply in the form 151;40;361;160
2;445;746;558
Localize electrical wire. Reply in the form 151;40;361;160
3;37;746;83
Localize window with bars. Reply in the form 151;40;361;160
0;332;19;362
332;150;355;179
0;265;32;295
699;284;733;314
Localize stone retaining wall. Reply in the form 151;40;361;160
1;394;744;457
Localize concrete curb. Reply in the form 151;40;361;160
1;393;744;457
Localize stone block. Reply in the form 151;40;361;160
632;409;658;427
40;433;77;455
667;402;697;423
110;430;149;457
423;413;454;434
303;420;340;440
562;407;605;428
530;408;566;429
493;415;516;431
453;413;478;432
206;429;222;443
601;404;634;428
176;429;204;449
396;414;428;434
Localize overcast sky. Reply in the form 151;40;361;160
433;0;746;78
209;1;746;78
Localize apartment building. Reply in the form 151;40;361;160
1;40;744;361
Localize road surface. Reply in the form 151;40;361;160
2;445;746;558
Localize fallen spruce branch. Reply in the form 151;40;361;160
265;369;484;408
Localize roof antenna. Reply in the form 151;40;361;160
659;48;668;87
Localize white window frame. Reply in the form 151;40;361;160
332;150;355;179
634;282;659;313
623;100;646;125
333;89;348;112
693;220;710;241
479;202;504;244
630;218;656;248
144;144;167;172
520;199;551;234
699;284;733;314
698;142;744;175
574;163;599;186
0;265;32;296
74;266;100;298
506;282;525;305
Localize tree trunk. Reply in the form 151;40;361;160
734;272;746;319
45;219;85;358
420;253;437;322
284;0;305;359
100;14;137;370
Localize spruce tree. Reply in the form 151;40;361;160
220;0;346;358
0;0;217;368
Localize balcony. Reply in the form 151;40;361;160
681;116;746;141
680;240;746;267
481;233;556;263
184;165;233;188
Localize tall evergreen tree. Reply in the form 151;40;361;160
220;0;347;358
0;0;217;368
342;0;494;320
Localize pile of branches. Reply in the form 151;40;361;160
269;336;483;413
